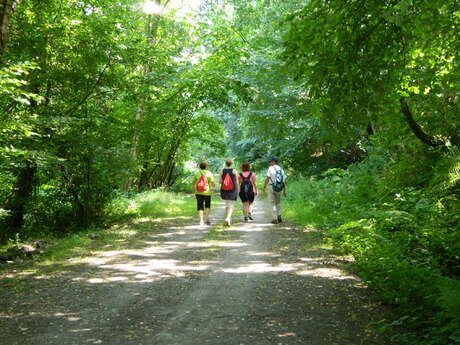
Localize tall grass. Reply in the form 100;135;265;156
107;189;196;221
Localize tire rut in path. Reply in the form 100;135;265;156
0;198;392;345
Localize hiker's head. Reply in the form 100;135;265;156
199;161;208;170
241;162;250;172
269;157;278;165
225;158;233;167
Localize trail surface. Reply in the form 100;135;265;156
0;198;392;345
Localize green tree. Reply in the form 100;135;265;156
283;0;459;148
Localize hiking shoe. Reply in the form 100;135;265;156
277;216;282;223
205;220;211;225
271;219;278;224
248;213;254;220
244;217;248;222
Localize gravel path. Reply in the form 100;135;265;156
0;198;393;345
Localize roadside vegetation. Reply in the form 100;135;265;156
284;145;460;344
0;190;196;269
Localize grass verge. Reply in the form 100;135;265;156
0;190;196;273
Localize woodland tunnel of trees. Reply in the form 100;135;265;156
0;0;459;344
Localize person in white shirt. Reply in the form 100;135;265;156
262;157;287;224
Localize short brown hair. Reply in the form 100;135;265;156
225;158;233;167
241;162;250;172
199;161;208;170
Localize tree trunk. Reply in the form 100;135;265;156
2;160;37;234
124;1;165;191
400;97;444;147
366;121;376;136
0;0;20;60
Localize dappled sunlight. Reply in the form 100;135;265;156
297;267;358;280
230;224;271;232
88;259;211;282
132;217;151;224
2;270;36;278
162;216;194;221
69;328;92;333
277;332;296;338
168;224;204;230
222;262;302;274
152;230;186;238
221;252;358;280
217;242;247;248
248;251;281;258
0;201;372;345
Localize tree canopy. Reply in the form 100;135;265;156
1;0;458;235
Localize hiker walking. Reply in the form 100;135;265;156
262;157;286;224
219;158;239;227
192;161;215;226
238;162;258;222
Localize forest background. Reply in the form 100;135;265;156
1;0;459;344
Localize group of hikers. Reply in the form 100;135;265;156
192;157;287;227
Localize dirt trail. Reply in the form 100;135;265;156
0;198;392;345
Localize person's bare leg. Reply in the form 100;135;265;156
242;202;249;221
248;201;254;214
198;210;204;226
204;208;210;224
247;201;255;220
227;206;233;226
243;202;249;216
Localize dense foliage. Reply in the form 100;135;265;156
0;0;229;237
0;0;458;343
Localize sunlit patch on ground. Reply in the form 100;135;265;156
69;328;92;333
248;251;281;258
222;262;302;274
277;332;296;338
217;242;247;248
297;267;359;280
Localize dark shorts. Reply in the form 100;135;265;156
239;192;255;203
196;195;211;211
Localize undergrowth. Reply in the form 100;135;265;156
1;190;196;266
284;146;460;344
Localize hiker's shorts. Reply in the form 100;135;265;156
196;195;211;211
224;199;235;208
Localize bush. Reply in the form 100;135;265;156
283;145;460;344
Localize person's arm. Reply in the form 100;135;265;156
208;171;216;188
252;173;258;196
218;171;223;184
262;176;270;193
234;169;240;193
192;175;196;194
282;169;287;197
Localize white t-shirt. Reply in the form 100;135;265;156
267;165;286;185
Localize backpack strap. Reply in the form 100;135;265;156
240;172;252;181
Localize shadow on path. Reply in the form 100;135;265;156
0;198;393;345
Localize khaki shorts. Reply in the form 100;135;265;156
224;200;235;208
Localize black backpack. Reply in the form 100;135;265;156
239;172;254;199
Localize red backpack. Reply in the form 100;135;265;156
196;173;208;193
222;171;234;191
